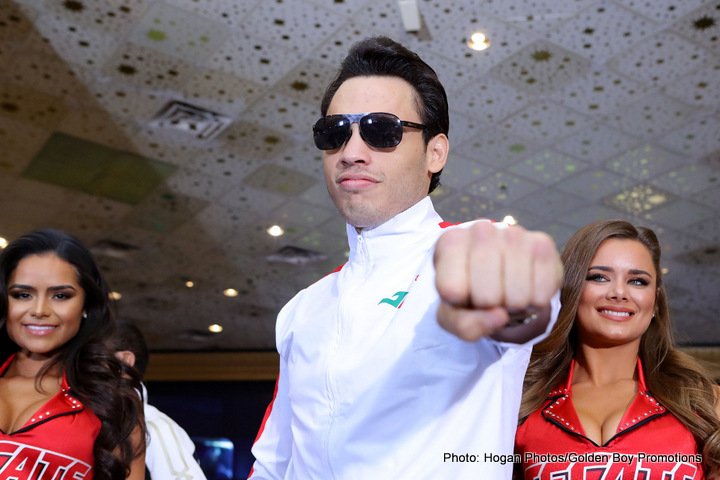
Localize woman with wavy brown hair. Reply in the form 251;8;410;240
0;229;146;479
515;220;720;479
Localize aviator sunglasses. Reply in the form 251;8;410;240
313;112;426;150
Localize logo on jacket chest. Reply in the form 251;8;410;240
378;275;421;309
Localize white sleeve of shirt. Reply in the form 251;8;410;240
248;356;292;479
144;403;208;480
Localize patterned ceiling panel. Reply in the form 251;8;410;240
605;144;684;180
0;0;716;350
546;1;661;64
509;149;589;185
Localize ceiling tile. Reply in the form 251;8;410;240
560;204;633;229
209;30;304;85
509;149;589;185
501;101;591;143
608;31;711;87
242;164;318;196
218;119;294;161
38;0;151;36
217;184;288;218
515;187;590;217
243;0;346;54
605;144;685;180
273;58;339;105
477;0;595;32
24;132;176;205
603;183;676;215
657;114;720;157
466;170;544;204
556;168;632;200
490;40;591;94
549;68;645;116
299;182;337;211
555;123;641;164
651;163;720;196
165;0;262;28
0;83;67;129
434;192;500;222
546;1;661;63
671;1;720;50
615;0;708;22
0;116;51;174
101;41;199;91
265;200;339;238
441;154;496;189
450;76;528;123
123;187;209;233
606;92;699;140
240;92;317;140
128;1;232;67
692;185;720;210
180;68;263;117
646;199;716;228
454;123;541;168
662;63;720;107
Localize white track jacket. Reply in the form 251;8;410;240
250;197;558;479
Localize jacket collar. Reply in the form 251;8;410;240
542;358;667;446
0;353;88;434
346;196;444;264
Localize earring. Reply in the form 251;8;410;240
82;312;88;320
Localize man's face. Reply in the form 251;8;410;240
322;76;447;229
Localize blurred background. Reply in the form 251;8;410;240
1;0;718;477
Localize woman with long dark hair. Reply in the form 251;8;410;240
0;229;146;479
515;220;719;479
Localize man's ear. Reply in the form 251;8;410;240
115;350;136;368
426;133;449;174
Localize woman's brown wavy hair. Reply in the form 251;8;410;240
519;219;720;475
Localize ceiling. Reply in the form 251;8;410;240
0;0;718;352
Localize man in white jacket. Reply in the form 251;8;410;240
249;36;562;479
114;323;208;480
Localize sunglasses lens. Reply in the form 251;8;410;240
313;115;351;150
360;113;403;148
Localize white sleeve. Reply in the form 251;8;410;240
247;356;292;479
144;404;208;479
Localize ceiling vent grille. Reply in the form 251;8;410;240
90;239;139;260
266;245;327;265
150;101;232;140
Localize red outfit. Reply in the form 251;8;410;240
515;359;704;480
0;355;100;479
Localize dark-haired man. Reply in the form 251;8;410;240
250;36;562;479
114;323;207;480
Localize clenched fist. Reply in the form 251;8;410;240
434;221;562;342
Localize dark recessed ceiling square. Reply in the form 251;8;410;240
23;132;176;204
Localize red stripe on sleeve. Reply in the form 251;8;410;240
438;221;460;228
247;374;281;478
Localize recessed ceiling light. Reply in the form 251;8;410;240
185;280;195;288
467;31;490;51
109;291;122;301
267;225;284;237
223;288;239;297
0;237;7;249
661;267;669;275
208;323;223;333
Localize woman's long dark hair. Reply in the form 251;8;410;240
0;228;145;479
